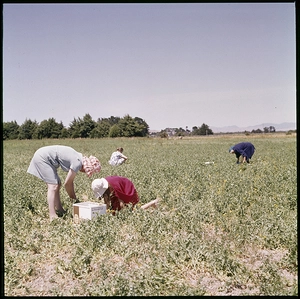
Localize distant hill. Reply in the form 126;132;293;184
210;122;296;133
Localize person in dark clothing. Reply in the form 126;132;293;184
229;142;255;164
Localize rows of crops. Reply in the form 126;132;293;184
3;134;297;296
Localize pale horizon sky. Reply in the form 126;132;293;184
3;3;296;131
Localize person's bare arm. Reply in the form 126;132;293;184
64;169;77;200
141;198;160;210
121;153;128;160
104;191;124;210
103;193;111;210
119;199;125;209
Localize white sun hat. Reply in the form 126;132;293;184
91;178;109;198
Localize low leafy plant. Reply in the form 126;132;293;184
3;134;297;296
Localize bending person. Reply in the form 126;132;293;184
229;142;255;164
91;176;159;214
27;145;101;220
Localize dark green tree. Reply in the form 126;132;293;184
192;123;213;135
79;113;96;138
3;121;20;140
118;114;149;137
18;119;39;140
68;118;81;138
60;127;70;138
109;124;122;137
192;126;198;133
263;126;276;133
36;118;64;139
106;116;121;126
134;117;149;137
118;115;137;137
251;128;262;134
175;127;186;136
91;119;111;138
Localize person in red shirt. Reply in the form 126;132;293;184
91;176;159;214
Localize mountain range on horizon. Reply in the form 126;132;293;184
149;122;296;133
210;122;296;133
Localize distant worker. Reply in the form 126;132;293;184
108;147;128;166
27;145;101;221
229;142;255;164
91;176;159;215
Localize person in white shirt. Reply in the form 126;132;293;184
108;147;128;166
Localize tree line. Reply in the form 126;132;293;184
158;123;213;138
3;113;280;140
3;114;149;140
3;113;217;140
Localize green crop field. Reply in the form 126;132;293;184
3;134;297;296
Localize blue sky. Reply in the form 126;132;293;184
3;3;296;131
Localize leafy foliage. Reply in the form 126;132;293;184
17;118;39;139
3;121;20;140
192;123;213;135
35;118;65;139
3;134;297;296
3;113;150;140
